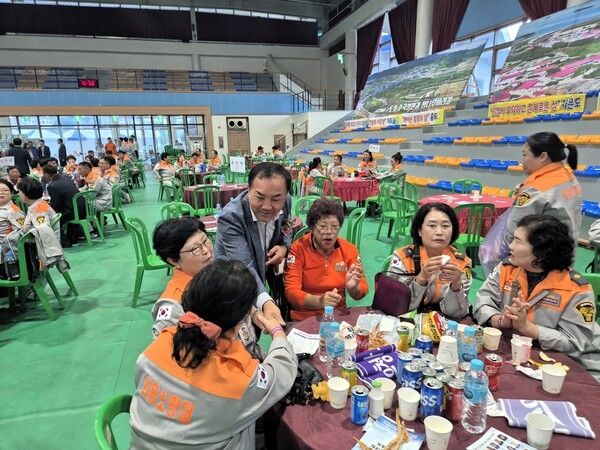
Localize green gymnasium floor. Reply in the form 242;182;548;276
0;174;594;449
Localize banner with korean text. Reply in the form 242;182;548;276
488;93;585;119
398;109;445;126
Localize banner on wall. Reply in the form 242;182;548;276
344;118;368;128
488;93;585;118
398;109;445;125
367;115;398;127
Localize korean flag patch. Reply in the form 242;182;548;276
157;305;172;320
287;255;295;265
257;365;269;390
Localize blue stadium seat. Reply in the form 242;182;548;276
582;200;599;213
575;166;600;178
403;155;417;162
469;118;483;125
473;102;489;109
427;180;452;191
457;119;471;126
524;116;542;123
447;121;460;127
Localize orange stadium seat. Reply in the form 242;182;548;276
508;164;523;172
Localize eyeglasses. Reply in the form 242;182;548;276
180;237;213;256
314;224;340;234
0;189;12;194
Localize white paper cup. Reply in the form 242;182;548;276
541;365;567;394
483;327;502;351
379;378;397;410
511;339;531;364
344;340;358;359
526;412;555;449
472;190;481;201
424;415;453;450
397;387;420;421
327;377;350;409
437;336;459;368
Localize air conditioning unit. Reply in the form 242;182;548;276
227;117;248;131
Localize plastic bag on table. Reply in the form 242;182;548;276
479;207;511;278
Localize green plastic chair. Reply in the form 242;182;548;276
178;168;196;187
203;173;218;185
161;184;181;202
94;394;132;450
293;195;321;219
121;169;135;203
452;179;483;194
170;177;183;200
582;273;600;325
134;161;146;188
453;202;496;262
192;185;220;217
0;230;61;320
380;254;393;272
313;175;334;197
346;207;366;250
365;175;395;217
404;181;418;203
12;193;28;214
99;184;127;231
160;201;196;219
377;191;419;252
64;190;105;247
125;217;170;307
290;164;305;197
293;225;310;242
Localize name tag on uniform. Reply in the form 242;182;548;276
237;323;252;346
334;262;347;272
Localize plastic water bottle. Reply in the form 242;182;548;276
460;327;477;363
4;250;19;280
326;322;345;379
368;380;385;419
319;306;335;361
462;359;489;434
214;203;222;222
218;173;226;186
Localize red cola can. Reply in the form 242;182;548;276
356;329;370;354
484;353;503;391
445;379;464;422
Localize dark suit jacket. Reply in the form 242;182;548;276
47;176;84;221
214;190;292;297
8;146;32;175
38;145;51;159
58;144;67;166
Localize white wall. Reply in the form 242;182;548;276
294;110;352;138
0;35;328;89
211;114;293;152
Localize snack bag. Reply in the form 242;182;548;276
420;311;445;343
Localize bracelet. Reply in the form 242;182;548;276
270;326;284;337
497;315;504;329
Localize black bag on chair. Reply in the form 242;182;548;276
372;246;421;316
282;353;324;406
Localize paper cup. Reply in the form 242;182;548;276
526;412;555;449
541;365;567;394
511;339;531;364
424;415;453;450
483;327;502;351
472;190;481;201
437;336;459;368
327;377;350;409
344;339;358;359
397;387;420;421
379;378;397;410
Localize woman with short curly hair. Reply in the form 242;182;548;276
475;214;600;380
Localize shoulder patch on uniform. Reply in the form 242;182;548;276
157;305;172;320
36;217;46;224
391;256;402;267
515;192;531;207
501;257;513;265
575;300;595;323
571;270;589;286
463;266;472;280
286;255;295;265
17;218;24;225
257;365;269;390
403;247;413;258
452;250;466;260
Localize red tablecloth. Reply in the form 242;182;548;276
175;171;215;185
183;183;248;208
325;177;378;202
270;307;600;450
420;194;513;235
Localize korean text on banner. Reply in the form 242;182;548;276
488;93;585;119
398;109;445;126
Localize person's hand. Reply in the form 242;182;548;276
345;263;363;292
504;291;531;333
415;255;444;285
266;245;287;267
441;261;463;286
254;311;285;335
262;300;285;327
320;288;342;308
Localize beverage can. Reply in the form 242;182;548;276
484;353;503;391
429;361;445;373
415;335;434;353
341;361;357;392
401;362;423;391
422;367;437;380
446;379;464;421
436;373;453;411
396;325;410;352
420;378;444;419
458;361;471;373
443;367;457;377
411;359;429;370
420;352;437;363
453;372;465;382
350;386;369;425
396;352;413;383
407;347;423;359
356;329;370;354
473;325;484;353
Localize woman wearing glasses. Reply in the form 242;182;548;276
284;198;368;321
0;179;24;241
151;217;215;338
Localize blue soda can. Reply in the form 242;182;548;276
421;352;436;363
350;385;369;425
401;362;423;390
412;359;429;370
396;352;413;383
200;163;206;173
429;361;445;373
420;378;444;419
407;347;423;359
415;335;434;353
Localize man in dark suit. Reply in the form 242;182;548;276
57;138;67;167
214;162;292;328
8;137;31;176
38;139;51;159
43;164;85;247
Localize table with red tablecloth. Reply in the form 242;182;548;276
183;183;248;209
175;171;215;185
268;307;600;450
324;177;378;202
420;194;513;235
